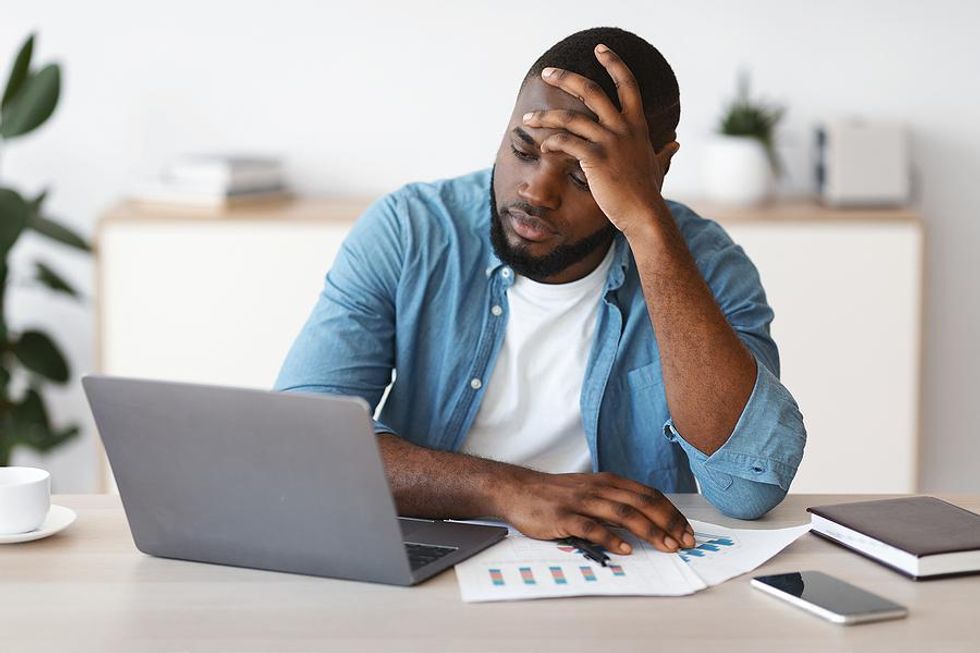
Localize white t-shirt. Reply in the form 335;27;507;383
461;246;615;473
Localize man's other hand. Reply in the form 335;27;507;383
497;469;696;554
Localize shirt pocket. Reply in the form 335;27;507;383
626;361;664;392
623;361;667;430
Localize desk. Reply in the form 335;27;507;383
3;494;975;652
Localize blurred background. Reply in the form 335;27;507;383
1;0;977;495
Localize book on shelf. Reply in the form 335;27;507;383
130;181;290;209
132;153;289;208
807;496;980;580
165;154;284;191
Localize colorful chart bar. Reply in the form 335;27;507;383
609;564;625;577
489;568;504;586
580;566;597;582
549;566;568;585
519;567;536;585
681;533;736;562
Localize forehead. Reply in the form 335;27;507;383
512;77;600;123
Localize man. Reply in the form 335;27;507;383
275;27;805;556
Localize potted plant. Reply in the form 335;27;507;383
0;33;91;466
702;70;785;205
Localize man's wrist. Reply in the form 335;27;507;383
620;197;673;247
485;464;535;520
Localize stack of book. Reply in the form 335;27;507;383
132;154;289;208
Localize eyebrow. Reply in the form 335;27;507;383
512;126;538;149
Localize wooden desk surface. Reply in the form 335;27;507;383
2;494;976;652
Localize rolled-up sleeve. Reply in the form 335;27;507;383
663;357;805;519
664;212;807;519
274;193;404;436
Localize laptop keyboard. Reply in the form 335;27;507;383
404;542;457;570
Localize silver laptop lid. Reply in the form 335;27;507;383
82;375;413;585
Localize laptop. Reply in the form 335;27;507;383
82;374;508;586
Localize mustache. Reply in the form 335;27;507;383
501;201;547;219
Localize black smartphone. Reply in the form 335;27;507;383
751;571;908;625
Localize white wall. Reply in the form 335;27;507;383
2;0;977;492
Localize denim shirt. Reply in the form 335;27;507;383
275;168;806;519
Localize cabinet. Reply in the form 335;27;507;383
97;199;922;493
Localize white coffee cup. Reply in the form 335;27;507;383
0;467;51;534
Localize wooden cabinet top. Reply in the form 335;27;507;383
100;196;920;227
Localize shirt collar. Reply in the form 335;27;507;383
484;231;631;291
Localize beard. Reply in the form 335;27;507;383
489;166;616;282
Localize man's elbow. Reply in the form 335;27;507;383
707;479;788;521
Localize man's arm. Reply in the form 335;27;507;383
377;433;696;554
627;202;756;453
524;44;805;518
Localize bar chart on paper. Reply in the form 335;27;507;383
455;519;810;602
678;519;810;586
678;531;737;562
457;530;707;601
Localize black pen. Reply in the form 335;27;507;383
560;536;610;567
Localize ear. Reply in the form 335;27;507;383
657;140;681;176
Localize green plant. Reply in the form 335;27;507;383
0;33;91;466
717;70;786;176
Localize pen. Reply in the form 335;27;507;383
560;536;610;567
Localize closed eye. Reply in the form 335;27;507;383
510;144;536;162
511;145;590;192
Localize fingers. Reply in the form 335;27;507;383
522;109;608;143
564;515;633;555
593;44;644;119
595;486;695;551
579;489;689;553
540;66;624;131
595;473;694;546
537;130;600;166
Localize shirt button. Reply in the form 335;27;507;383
491;305;503;317
470;378;483;390
501;268;512;279
485;266;493;277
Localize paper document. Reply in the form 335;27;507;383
454;519;809;602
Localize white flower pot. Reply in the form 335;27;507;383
702;135;774;206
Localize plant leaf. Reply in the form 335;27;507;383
35;260;79;298
1;33;34;110
0;187;30;252
11;387;49;430
0;63;60;139
27;212;90;252
27;187;48;214
42;425;80;451
12;330;70;383
8;388;79;451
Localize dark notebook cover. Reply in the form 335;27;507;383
807;496;980;557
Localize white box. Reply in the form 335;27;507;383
817;120;911;207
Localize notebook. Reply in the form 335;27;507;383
807;496;980;580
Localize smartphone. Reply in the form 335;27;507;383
751;571;908;625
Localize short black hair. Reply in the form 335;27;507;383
523;27;680;149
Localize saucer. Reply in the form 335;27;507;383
0;504;77;544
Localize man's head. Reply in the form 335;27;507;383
491;27;680;283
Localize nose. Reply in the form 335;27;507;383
517;165;562;211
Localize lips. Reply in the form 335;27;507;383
506;210;556;243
